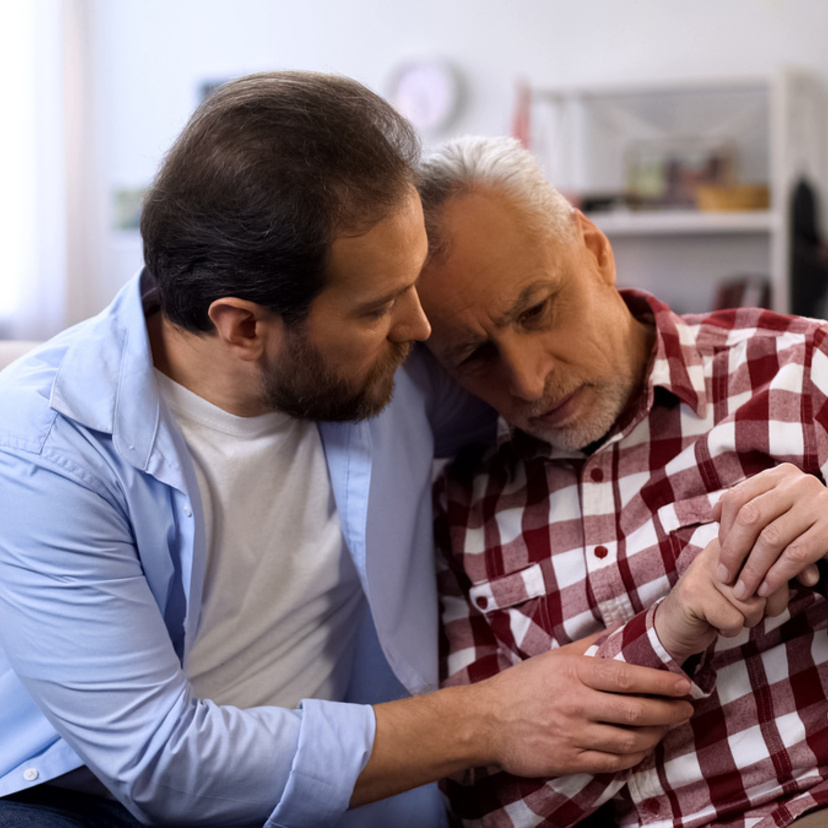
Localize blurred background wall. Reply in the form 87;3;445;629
4;0;828;339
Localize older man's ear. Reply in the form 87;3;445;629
573;210;617;286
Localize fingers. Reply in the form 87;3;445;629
570;724;670;773
797;562;820;588
576;655;692;700
557;630;603;656
750;525;825;597
716;468;786;581
711;594;765;637
568;748;651;775
763;582;790;618
481;653;693;778
731;516;822;599
716;465;799;586
596;691;694;729
716;464;828;599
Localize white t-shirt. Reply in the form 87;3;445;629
155;371;364;709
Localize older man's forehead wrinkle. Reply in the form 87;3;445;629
436;276;556;365
491;279;554;328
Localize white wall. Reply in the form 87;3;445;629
79;0;828;324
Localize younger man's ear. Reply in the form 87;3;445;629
207;298;283;361
573;210;616;286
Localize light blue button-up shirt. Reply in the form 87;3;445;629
0;273;492;826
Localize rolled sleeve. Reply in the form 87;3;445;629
266;699;375;827
589;602;715;700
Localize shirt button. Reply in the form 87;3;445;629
476;596;489;610
643;799;660;815
594;545;609;559
183;503;192;517
23;768;39;781
590;468;604;482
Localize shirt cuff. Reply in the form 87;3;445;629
588;601;715;700
265;699;376;828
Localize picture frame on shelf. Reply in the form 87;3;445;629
625;139;735;209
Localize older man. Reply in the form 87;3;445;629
416;136;828;827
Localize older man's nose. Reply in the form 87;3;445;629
501;338;548;401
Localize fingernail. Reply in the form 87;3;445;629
717;564;731;583
757;582;769;597
733;580;747;600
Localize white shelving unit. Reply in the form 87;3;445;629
528;69;828;315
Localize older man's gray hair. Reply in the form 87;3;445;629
416;135;576;265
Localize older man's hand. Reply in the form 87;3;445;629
714;463;828;599
655;538;789;665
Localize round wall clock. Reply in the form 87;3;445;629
387;59;462;133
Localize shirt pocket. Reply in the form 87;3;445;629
467;558;569;657
654;489;726;577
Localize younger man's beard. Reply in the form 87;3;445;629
261;328;412;423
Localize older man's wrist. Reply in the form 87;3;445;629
653;598;703;665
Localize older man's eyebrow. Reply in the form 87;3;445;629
491;280;553;327
441;333;486;366
441;280;554;365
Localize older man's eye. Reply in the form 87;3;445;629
518;300;548;326
458;341;497;372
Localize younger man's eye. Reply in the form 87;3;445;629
365;300;395;320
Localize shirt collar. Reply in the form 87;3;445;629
500;288;709;461
49;270;173;475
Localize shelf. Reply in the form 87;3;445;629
587;209;781;237
532;75;772;103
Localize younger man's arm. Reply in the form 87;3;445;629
352;640;693;807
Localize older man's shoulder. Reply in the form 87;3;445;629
680;305;828;351
437;433;526;507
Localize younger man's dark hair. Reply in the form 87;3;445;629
141;71;420;331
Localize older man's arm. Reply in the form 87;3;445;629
715;333;828;600
386;505;692;826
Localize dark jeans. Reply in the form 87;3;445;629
0;786;143;827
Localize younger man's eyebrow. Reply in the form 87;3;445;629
358;281;416;314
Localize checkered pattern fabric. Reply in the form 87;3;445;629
435;291;828;827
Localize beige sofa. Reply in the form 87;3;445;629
0;341;41;372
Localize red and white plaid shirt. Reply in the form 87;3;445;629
435;291;828;827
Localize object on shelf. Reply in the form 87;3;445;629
712;275;771;310
579;192;628;213
625;138;734;209
696;184;770;212
527;70;828;315
790;177;828;318
512;79;532;149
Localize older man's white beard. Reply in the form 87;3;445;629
519;378;631;452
